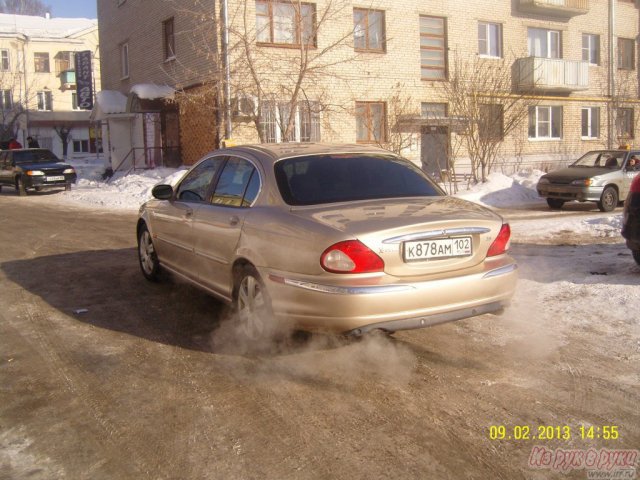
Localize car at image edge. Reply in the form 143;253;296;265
0;148;77;195
536;149;640;212
622;173;640;265
137;143;517;337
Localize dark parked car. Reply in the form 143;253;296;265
622;173;640;265
0;148;77;195
536;149;640;212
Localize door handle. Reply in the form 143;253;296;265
229;216;240;226
184;208;193;218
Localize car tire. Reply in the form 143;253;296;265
597;186;618;212
137;223;161;281
234;265;273;341
633;250;640;266
546;198;565;210
15;177;27;196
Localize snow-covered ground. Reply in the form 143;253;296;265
57;156;625;246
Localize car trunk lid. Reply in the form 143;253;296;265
291;196;505;277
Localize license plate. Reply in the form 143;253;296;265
404;236;472;262
46;176;65;181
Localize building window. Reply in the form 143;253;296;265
120;43;129;78
479;104;504;140
355;101;386;143
1;49;9;71
582;34;599;65
37;90;53;111
73;139;90;153
55;51;74;75
255;1;316;47
478;22;502;58
581;107;600;139
527;28;561;58
421;102;447;118
71;92;83;110
34;52;50;72
528;106;562;139
616;108;634;139
163;17;175;60
618;38;635;70
353;9;385;52
260;100;321;143
420;16;447;80
0;89;12;109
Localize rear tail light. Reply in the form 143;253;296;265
487;224;511;257
631;175;640;194
321;240;384;273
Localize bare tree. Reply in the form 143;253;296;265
369;83;419;157
0;68;39;145
440;52;537;183
0;0;51;16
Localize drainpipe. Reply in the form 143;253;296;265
221;0;232;143
608;0;615;148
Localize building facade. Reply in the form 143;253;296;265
97;0;639;174
0;13;100;159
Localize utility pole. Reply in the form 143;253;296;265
221;0;232;144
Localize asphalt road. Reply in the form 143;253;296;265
0;194;638;479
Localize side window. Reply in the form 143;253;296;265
211;157;258;207
175;157;224;202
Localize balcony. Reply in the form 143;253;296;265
514;57;589;93
518;0;589;17
59;70;76;90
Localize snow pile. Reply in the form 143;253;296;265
44;158;625;243
455;170;546;208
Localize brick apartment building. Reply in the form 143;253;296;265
0;13;100;159
96;0;639;175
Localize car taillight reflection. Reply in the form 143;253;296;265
487;224;511;257
321;240;384;273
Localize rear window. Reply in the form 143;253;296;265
13;150;59;164
274;154;444;206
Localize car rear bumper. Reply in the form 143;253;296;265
537;184;603;202
263;256;517;333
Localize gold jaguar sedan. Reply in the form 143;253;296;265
137;143;517;337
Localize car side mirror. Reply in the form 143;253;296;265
152;184;174;200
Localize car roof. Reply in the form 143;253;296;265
214;143;393;163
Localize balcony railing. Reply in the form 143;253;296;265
59;70;76;90
518;0;589;17
514;57;589;92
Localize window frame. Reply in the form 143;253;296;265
355;101;387;143
420;15;447;81
581;107;600;139
618;37;635;70
528;105;562;140
353;8;386;53
255;0;317;48
36;90;53;111
34;52;50;73
478;22;502;59
0;49;9;71
163;17;176;61
0;89;12;110
260;100;321;143
527;28;561;59
479;103;504;141
616;108;634;139
211;156;260;208
120;42;130;79
581;33;600;66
